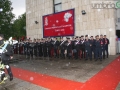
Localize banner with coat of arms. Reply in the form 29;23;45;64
43;9;75;37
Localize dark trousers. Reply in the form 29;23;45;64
60;49;65;58
24;48;27;55
43;48;47;57
1;60;13;79
105;45;109;58
67;49;72;59
39;49;43;57
85;48;91;60
90;47;95;59
30;50;33;58
95;48;102;60
54;48;59;58
48;49;51;57
101;46;105;59
34;49;38;57
81;48;85;58
74;49;79;59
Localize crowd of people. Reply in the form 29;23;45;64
13;34;110;61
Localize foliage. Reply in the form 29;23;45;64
0;0;26;39
0;0;15;39
12;13;26;39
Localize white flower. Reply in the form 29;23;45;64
64;12;72;22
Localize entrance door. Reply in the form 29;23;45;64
116;30;120;54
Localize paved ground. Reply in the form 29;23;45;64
0;78;47;90
0;55;120;90
12;55;119;82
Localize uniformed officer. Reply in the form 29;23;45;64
46;38;52;58
53;38;60;58
33;39;38;57
84;35;92;60
29;40;34;59
59;37;66;59
79;37;82;60
71;37;75;58
0;34;13;81
13;43;18;54
19;40;24;54
26;39;30;58
90;36;95;59
42;39;47;57
95;35;102;61
80;35;85;59
74;36;80;60
23;39;29;58
39;39;44;57
66;38;72;59
100;34;105;59
104;35;109;58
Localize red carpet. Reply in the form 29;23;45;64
11;56;120;90
11;67;83;90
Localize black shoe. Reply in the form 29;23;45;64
10;77;13;81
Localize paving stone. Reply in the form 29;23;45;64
2;55;118;90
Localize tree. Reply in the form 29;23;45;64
12;13;26;39
0;0;15;39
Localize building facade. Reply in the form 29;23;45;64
26;0;119;55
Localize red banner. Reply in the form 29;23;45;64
43;9;75;37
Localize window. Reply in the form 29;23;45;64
118;18;120;22
53;0;62;13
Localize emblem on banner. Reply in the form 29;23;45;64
45;17;48;26
64;12;72;22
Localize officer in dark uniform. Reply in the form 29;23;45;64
66;37;72;59
13;43;17;54
95;35;102;61
0;34;13;81
50;38;54;58
23;39;27;56
71;37;75;58
79;37;82;60
99;35;105;59
59;37;66;59
23;39;29;58
74;36;80;60
46;38;52;58
29;40;34;59
104;35;109;58
90;36;95;59
80;35;85;59
37;39;42;58
53;38;60;58
26;39;30;58
18;40;20;54
19;40;24;54
33;39;38;57
84;35;92;60
42;39;47;57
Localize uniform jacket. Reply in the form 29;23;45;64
0;40;13;60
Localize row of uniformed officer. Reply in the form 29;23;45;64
13;35;109;61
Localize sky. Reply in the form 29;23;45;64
10;0;25;18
